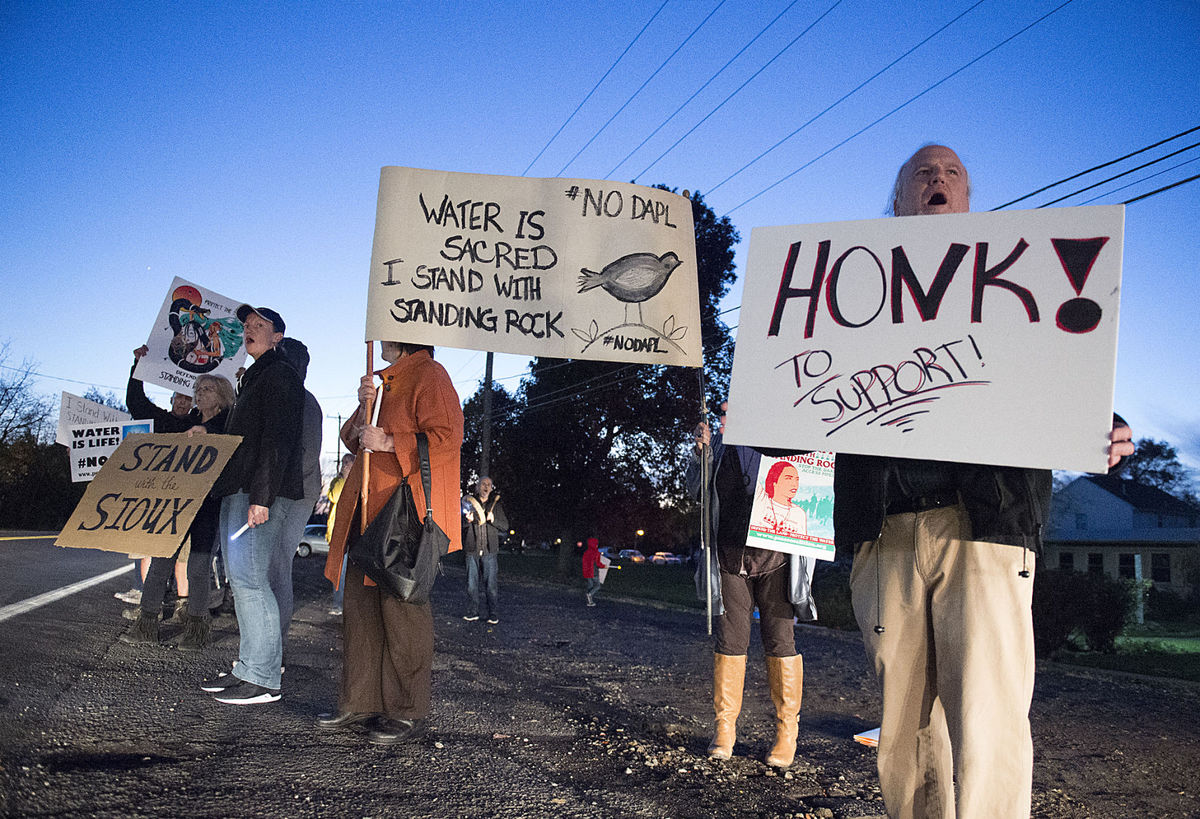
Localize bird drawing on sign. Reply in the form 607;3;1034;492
577;251;682;324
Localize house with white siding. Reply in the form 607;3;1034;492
1044;474;1200;596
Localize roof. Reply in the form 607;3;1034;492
1082;474;1200;517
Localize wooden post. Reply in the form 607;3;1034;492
360;341;374;534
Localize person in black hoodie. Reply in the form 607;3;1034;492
200;305;304;706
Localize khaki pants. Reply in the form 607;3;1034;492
850;504;1035;819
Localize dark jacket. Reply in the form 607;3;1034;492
125;368;200;433
832;454;1051;553
463;492;507;556
212;347;305;507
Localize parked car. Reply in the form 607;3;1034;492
651;551;682;566
297;523;329;558
617;549;646;563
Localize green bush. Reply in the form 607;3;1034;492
1032;568;1082;657
811;561;857;631
1078;572;1137;653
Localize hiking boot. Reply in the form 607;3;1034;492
173;613;212;652
114;588;142;604
119;612;161;645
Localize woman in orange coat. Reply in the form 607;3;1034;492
319;342;463;745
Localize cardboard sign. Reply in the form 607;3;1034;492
133;276;247;396
56;392;131;447
746;452;836;562
365;167;702;367
725;206;1123;473
57;433;241;557
67;420;154;482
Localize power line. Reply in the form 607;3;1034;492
990;125;1200;210
520;0;669;177
605;0;803;179
1033;141;1200;208
706;0;989;196
723;0;1077;216
1123;173;1200;205
632;0;847;182
1077;156;1200;205
556;0;730;178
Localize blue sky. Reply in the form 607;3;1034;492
2;0;1198;475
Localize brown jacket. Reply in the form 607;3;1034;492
324;350;464;589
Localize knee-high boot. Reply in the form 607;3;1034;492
765;654;803;767
708;653;746;760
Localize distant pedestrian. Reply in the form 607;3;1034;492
581;537;609;606
325;453;354;616
461;476;507;624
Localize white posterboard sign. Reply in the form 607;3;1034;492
365;167;702;367
746;452;836;562
133;276;248;396
56;392;131;447
67;420;154;482
725;206;1123;473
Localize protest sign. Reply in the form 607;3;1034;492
133;277;247;396
67;420;154;482
746;452;836;562
365;167;701;367
724;206;1123;473
56;392;130;447
57;433;241;557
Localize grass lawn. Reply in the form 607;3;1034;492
1055;620;1200;683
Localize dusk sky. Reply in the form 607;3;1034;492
3;0;1197;475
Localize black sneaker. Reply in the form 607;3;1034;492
199;671;241;693
213;680;281;705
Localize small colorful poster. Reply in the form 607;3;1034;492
67;420;153;482
56;391;131;447
133;276;247;396
746;451;836;562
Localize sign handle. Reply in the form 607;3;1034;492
360;341;374;535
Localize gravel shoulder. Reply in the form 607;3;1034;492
0;554;1196;818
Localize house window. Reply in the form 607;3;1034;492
1075;513;1087;530
1118;553;1136;579
1059;552;1075;571
1087;553;1104;575
1151;553;1171;584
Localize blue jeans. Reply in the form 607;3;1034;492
586;577;602;598
465;552;499;618
274;493;318;643
221;492;297;689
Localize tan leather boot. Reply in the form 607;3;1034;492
708;653;746;759
765;654;803;767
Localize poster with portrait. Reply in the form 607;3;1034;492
364;166;701;367
724;206;1123;473
133;276;248;396
56;391;131;447
746;452;836;562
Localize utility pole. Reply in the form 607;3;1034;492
479;351;494;479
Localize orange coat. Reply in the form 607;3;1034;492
324;350;464;589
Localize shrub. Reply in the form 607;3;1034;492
1032;568;1083;657
811;560;857;631
1078;572;1137;653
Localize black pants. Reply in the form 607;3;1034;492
715;565;797;657
140;494;220;618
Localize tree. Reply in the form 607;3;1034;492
461;191;740;550
1122;438;1197;500
0;343;52;445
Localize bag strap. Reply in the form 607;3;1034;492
416;432;434;518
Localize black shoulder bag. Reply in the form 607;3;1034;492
347;433;450;604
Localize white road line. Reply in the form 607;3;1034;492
0;564;134;623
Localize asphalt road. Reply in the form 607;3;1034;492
0;533;1197;818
